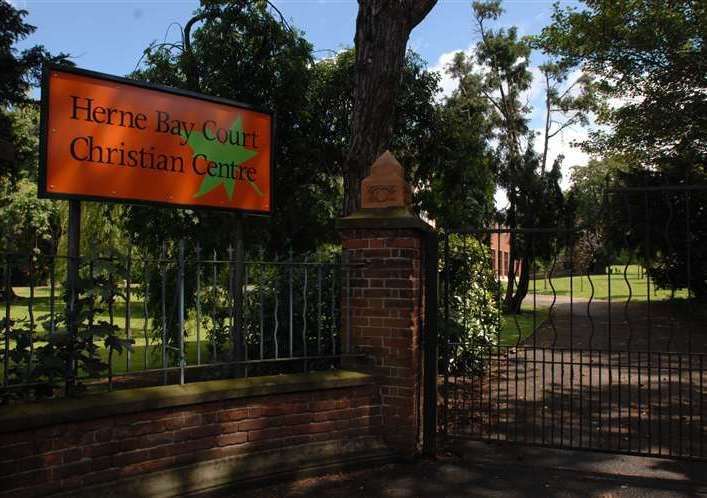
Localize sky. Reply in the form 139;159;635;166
13;0;593;201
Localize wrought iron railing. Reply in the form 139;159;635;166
0;243;357;401
440;185;707;460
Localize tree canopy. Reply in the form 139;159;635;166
0;1;70;254
537;0;706;172
0;0;70;182
126;2;494;257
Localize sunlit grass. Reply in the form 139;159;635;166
530;265;688;301
1;285;215;380
499;305;549;347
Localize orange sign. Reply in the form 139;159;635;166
39;65;273;214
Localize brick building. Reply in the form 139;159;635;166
489;227;520;279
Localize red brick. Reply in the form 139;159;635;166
246;428;284;443
163;417;185;431
59;475;84;492
238;418;275;431
52;459;91;480
82;467;121;486
83;442;119;459
93;428;113;442
182;413;202;427
33;426;62;439
120;432;174;452
174;424;221;441
281;413;312;426
308;400;337;411
343;239;369;249
386;238;419;248
60;447;83;464
2;442;33;459
0;460;17;477
259;403;308;417
219;408;249;422
114;420;164;438
171;436;218;456
2;467;51;492
119;456;174;477
216;432;247;447
91;456;113;472
113;448;153;467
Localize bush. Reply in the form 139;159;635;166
440;234;500;376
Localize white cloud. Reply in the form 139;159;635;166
494;187;510;211
524;65;546;108
430;45;476;101
535;126;591;190
430;49;596;206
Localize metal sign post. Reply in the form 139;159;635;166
65;199;81;395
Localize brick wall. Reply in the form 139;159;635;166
340;228;427;455
0;381;382;497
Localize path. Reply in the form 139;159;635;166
200;441;706;497
445;295;707;456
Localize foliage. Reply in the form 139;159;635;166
199;278;232;359
569;157;627;225
0;0;71;182
128;1;324;256
563;158;629;273
129;6;433;251
536;0;706;171
0;178;61;254
418;54;496;228
310;48;496;229
1;256;132;401
471;0;532;164
441;234;500;376
464;1;571;313
539;1;705;296
606;167;707;300
535;60;599;172
124;4;496;355
5;104;40;181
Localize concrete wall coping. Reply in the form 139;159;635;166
337;207;435;233
0;370;374;433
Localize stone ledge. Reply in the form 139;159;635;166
0;370;375;433
337;207;435;233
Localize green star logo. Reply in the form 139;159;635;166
181;117;262;200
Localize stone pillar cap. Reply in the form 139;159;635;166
370;151;403;178
361;151;412;209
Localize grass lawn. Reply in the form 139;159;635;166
1;285;216;380
499;305;549;347
530;265;688;301
2;285;554;375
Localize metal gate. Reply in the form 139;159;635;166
438;186;706;460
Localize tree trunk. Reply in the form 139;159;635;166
507;255;531;314
502;199;518;310
343;0;437;215
503;232;517;308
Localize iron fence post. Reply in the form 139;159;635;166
231;217;245;376
423;230;439;456
443;231;450;438
125;240;132;372
178;239;185;385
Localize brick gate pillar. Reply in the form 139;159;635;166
338;152;434;457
